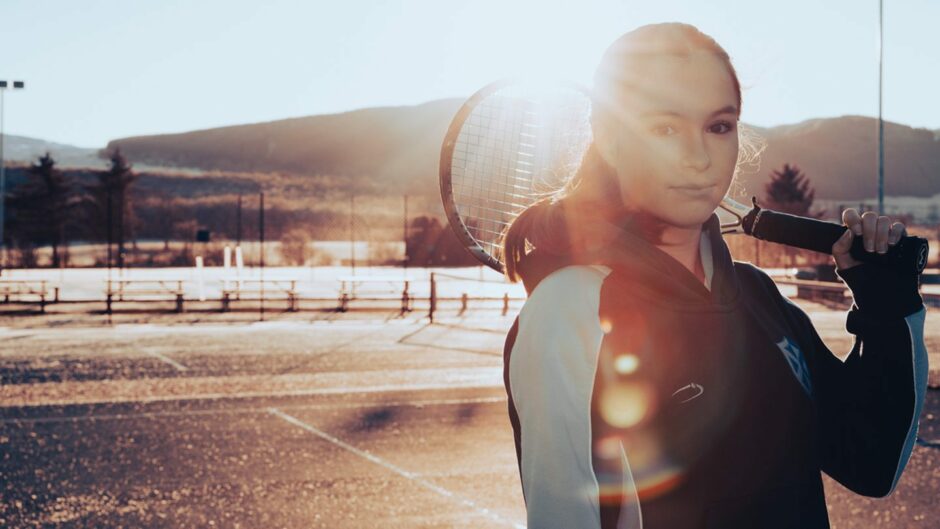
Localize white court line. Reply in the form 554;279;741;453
141;348;188;371
0;319;424;340
109;320;421;334
0;396;506;425
268;407;525;529
2;379;504;409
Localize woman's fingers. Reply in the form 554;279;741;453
833;208;861;270
888;221;906;246
842;208;862;235
835;208;908;269
861;211;878;252
875;215;892;253
841;209;908;255
831;229;859;270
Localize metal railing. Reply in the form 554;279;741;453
3;273;937;316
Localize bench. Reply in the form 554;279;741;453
106;279;186;314
0;280;54;313
337;275;413;313
773;278;851;308
220;279;301;312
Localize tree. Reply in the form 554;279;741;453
88;149;137;268
7;153;77;267
763;163;824;267
763;163;823;218
405;216;478;266
280;227;313;266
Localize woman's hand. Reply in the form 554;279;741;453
832;208;907;271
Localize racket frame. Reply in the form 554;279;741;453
439;78;591;273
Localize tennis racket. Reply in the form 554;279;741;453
439;79;929;275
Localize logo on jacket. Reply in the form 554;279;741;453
776;336;813;396
671;382;704;403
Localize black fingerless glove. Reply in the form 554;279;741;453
836;262;923;324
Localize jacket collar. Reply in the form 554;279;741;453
599;212;740;310
517;212;741;310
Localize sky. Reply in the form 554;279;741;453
1;0;938;148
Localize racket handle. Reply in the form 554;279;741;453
742;207;929;275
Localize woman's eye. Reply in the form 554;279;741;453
709;121;735;134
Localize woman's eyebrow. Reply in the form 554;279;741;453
640;105;738;119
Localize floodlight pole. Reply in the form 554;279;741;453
877;0;884;215
236;193;242;246
350;193;356;276
259;191;265;321
403;194;408;273
0;80;26;276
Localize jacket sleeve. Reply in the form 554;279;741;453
786;263;928;497
506;265;611;529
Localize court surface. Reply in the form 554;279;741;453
1;302;939;528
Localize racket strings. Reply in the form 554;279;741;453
448;84;592;266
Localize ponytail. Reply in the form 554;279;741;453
501;143;624;282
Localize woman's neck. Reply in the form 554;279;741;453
655;225;706;284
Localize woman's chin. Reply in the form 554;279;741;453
656;204;719;229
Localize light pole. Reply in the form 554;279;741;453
877;0;884;215
0;80;26;276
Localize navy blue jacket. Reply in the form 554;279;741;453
503;214;928;528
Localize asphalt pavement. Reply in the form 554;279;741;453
1;303;938;528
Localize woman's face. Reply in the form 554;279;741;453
594;51;740;229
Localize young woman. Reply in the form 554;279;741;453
501;23;928;529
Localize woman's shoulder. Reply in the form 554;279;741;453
733;260;781;293
529;263;611;299
732;260;807;319
511;264;612;370
519;264;612;327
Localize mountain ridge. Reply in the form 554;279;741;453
5;103;938;202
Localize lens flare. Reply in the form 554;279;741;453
599;381;655;428
613;353;639;374
594;434;623;460
622;432;688;500
635;465;686;501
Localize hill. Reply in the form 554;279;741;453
103;106;939;203
741;116;940;200
2;135;105;169
6;103;938;205
104;99;465;197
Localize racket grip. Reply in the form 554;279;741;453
742;208;929;275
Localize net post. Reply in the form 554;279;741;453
289;280;298;312
400;280;410;315
429;272;436;323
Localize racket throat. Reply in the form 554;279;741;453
718;196;760;235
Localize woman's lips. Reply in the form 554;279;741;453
670;184;717;198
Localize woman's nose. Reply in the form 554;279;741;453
681;135;711;172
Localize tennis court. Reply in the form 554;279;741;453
1;301;938;528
